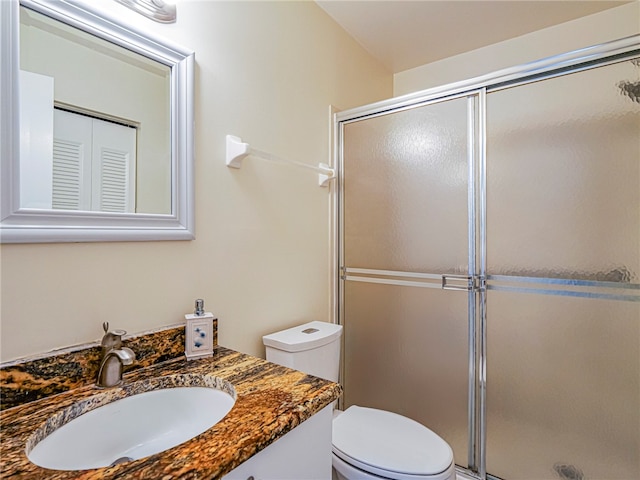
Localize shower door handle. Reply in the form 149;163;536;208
441;274;475;291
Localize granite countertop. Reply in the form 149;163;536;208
1;346;342;479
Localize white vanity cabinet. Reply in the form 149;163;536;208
222;404;333;480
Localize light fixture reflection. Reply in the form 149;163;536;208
114;0;176;23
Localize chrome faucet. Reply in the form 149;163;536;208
96;322;135;388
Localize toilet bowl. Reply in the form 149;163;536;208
263;321;456;480
332;406;455;480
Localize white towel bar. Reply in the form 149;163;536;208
225;135;335;187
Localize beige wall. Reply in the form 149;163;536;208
394;2;640;96
0;1;392;362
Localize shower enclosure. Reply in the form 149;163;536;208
335;36;639;480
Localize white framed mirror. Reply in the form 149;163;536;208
0;0;195;243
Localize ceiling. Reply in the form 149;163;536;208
315;1;632;73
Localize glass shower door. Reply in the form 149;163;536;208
340;94;480;470
485;58;640;480
339;41;639;480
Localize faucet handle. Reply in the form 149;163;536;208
100;322;127;349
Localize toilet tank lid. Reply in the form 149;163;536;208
263;321;343;352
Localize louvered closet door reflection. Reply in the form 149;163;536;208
91;119;137;213
53;109;92;210
53;109;136;213
342;96;473;466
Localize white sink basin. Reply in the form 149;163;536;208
27;375;236;471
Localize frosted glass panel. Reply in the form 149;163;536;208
486;291;640;480
486;58;640;480
343;281;469;466
343;97;469;273
486;59;640;282
341;96;473;470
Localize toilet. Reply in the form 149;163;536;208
263;321;456;480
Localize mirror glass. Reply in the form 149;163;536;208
20;6;171;214
1;0;194;242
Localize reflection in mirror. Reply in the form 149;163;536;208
0;0;195;243
20;6;172;214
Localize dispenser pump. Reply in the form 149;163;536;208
194;299;205;316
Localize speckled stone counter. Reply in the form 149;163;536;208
1;346;342;479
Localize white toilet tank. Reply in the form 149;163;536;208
263;321;342;382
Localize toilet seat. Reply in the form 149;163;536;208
332;406;454;480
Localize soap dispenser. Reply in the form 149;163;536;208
185;299;217;360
